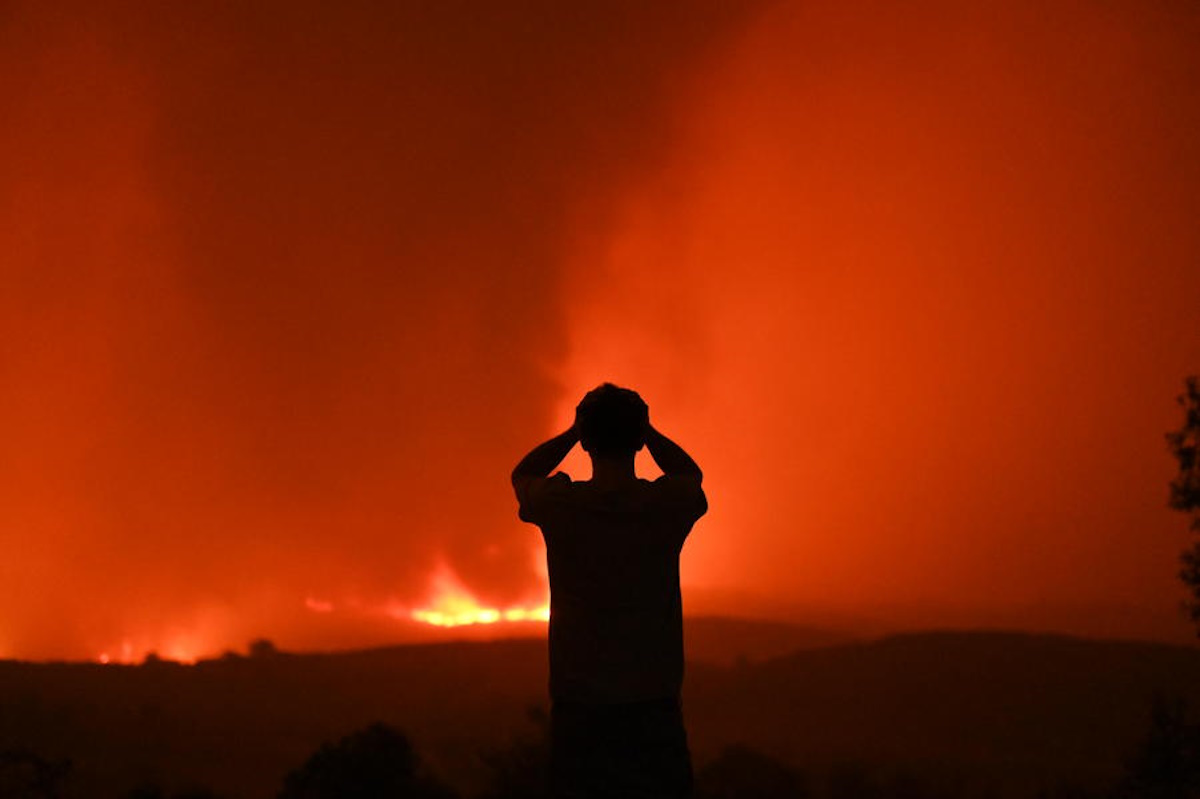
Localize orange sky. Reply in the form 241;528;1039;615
2;1;1198;660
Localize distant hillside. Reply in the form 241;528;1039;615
684;616;854;665
687;631;1200;796
0;627;1196;798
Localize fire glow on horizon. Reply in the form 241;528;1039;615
97;637;202;666
402;566;549;628
93;567;550;664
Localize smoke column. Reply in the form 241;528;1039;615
557;1;1200;640
0;1;763;659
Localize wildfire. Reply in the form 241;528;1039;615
91;568;550;664
407;566;549;628
97;636;199;665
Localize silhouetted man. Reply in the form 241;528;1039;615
512;384;706;799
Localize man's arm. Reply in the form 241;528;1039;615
644;424;702;481
512;426;579;486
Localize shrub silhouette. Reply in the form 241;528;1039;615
0;748;70;799
475;707;549;799
276;722;455;799
826;761;959;799
695;744;808;799
1116;695;1200;799
123;786;226;799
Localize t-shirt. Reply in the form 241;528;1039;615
515;472;707;703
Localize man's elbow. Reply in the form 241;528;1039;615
511;467;529;489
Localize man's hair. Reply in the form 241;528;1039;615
576;383;648;458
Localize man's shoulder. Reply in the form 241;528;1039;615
515;471;574;523
650;474;706;501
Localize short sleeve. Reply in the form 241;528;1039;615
651;475;708;525
514;471;572;525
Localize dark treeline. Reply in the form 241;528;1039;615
4;631;1200;798
3;697;1198;799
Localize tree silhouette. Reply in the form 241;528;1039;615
248;638;280;658
1116;695;1200;799
1167;376;1200;636
0;748;70;799
276;723;455;799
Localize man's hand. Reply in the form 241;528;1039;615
644;424;702;481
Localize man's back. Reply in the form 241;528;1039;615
518;473;706;702
510;383;705;798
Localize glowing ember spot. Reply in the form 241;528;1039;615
410;565;549;628
304;596;334;613
95;634;204;665
162;644;197;665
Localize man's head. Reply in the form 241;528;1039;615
575;383;649;459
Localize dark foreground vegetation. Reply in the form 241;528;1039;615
1;625;1198;798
